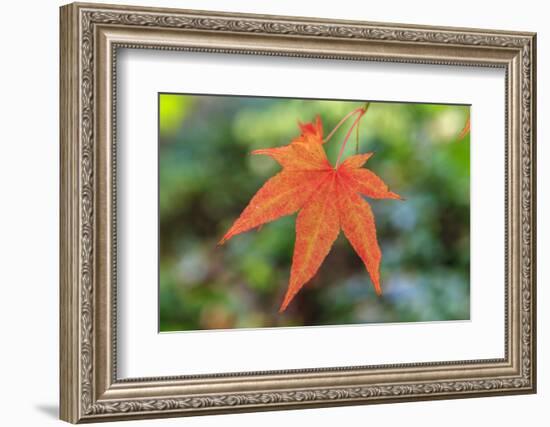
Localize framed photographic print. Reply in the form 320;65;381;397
59;2;537;423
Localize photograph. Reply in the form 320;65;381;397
158;94;471;331
56;3;536;422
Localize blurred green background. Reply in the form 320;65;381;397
158;93;470;332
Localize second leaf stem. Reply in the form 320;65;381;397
334;103;370;168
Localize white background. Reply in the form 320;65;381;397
118;50;504;377
0;0;546;426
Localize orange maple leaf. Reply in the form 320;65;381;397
220;114;401;311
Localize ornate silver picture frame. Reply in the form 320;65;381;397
60;2;536;423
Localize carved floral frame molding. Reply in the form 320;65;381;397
60;2;536;423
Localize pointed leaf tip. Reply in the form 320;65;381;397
389;191;404;200
279;295;291;313
339;152;374;169
218;234;229;246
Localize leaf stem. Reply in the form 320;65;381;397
323;107;364;144
334;103;370;168
355;116;360;154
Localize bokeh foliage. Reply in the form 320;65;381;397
159;94;470;331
